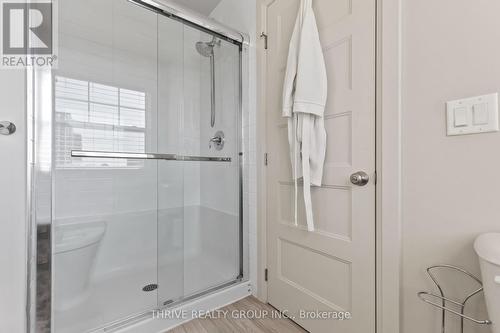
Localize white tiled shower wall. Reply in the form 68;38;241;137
210;0;258;294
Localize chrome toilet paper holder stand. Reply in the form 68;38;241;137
417;265;492;333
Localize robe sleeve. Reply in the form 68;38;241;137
292;4;327;117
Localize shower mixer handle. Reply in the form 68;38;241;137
209;131;225;151
210;137;222;144
0;121;16;135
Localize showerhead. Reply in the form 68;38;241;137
195;37;220;57
196;41;214;57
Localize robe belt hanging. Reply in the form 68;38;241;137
282;0;328;232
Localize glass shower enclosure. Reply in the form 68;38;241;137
30;1;247;332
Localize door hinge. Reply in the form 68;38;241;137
374;171;377;185
264;153;268;166
260;32;268;50
264;268;268;282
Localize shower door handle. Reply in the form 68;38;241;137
0;121;16;135
71;150;231;162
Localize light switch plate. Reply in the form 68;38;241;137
446;93;499;136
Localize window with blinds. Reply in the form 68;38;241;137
55;76;146;168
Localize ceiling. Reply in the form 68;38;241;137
169;0;223;15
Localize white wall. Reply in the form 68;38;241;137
0;71;27;332
210;0;258;293
402;1;500;332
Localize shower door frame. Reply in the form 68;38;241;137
26;0;251;332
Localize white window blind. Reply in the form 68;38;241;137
55;76;146;168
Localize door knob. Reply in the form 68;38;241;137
0;121;16;135
350;171;369;186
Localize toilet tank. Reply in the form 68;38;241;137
474;233;500;333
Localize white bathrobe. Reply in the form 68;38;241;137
282;0;327;232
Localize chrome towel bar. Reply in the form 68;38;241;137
71;150;232;162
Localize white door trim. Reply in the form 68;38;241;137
255;0;272;303
375;0;402;332
255;1;402;333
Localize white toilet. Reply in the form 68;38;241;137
54;221;106;311
474;233;500;333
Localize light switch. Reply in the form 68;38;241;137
446;93;499;136
454;107;468;127
473;103;488;125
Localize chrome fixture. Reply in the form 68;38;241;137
350;171;369;186
0;121;16;135
418;265;491;333
142;284;158;292
209;131;225;151
196;37;220;127
71;150;231;162
130;0;248;44
196;36;220;57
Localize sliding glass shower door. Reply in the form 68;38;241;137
50;1;242;332
157;20;242;305
53;2;161;332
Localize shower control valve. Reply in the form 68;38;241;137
209;131;225;151
0;121;16;135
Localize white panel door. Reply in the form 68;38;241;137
265;0;376;332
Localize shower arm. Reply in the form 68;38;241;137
210;54;216;128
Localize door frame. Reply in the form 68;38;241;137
255;1;402;333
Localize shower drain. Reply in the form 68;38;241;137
142;284;158;292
